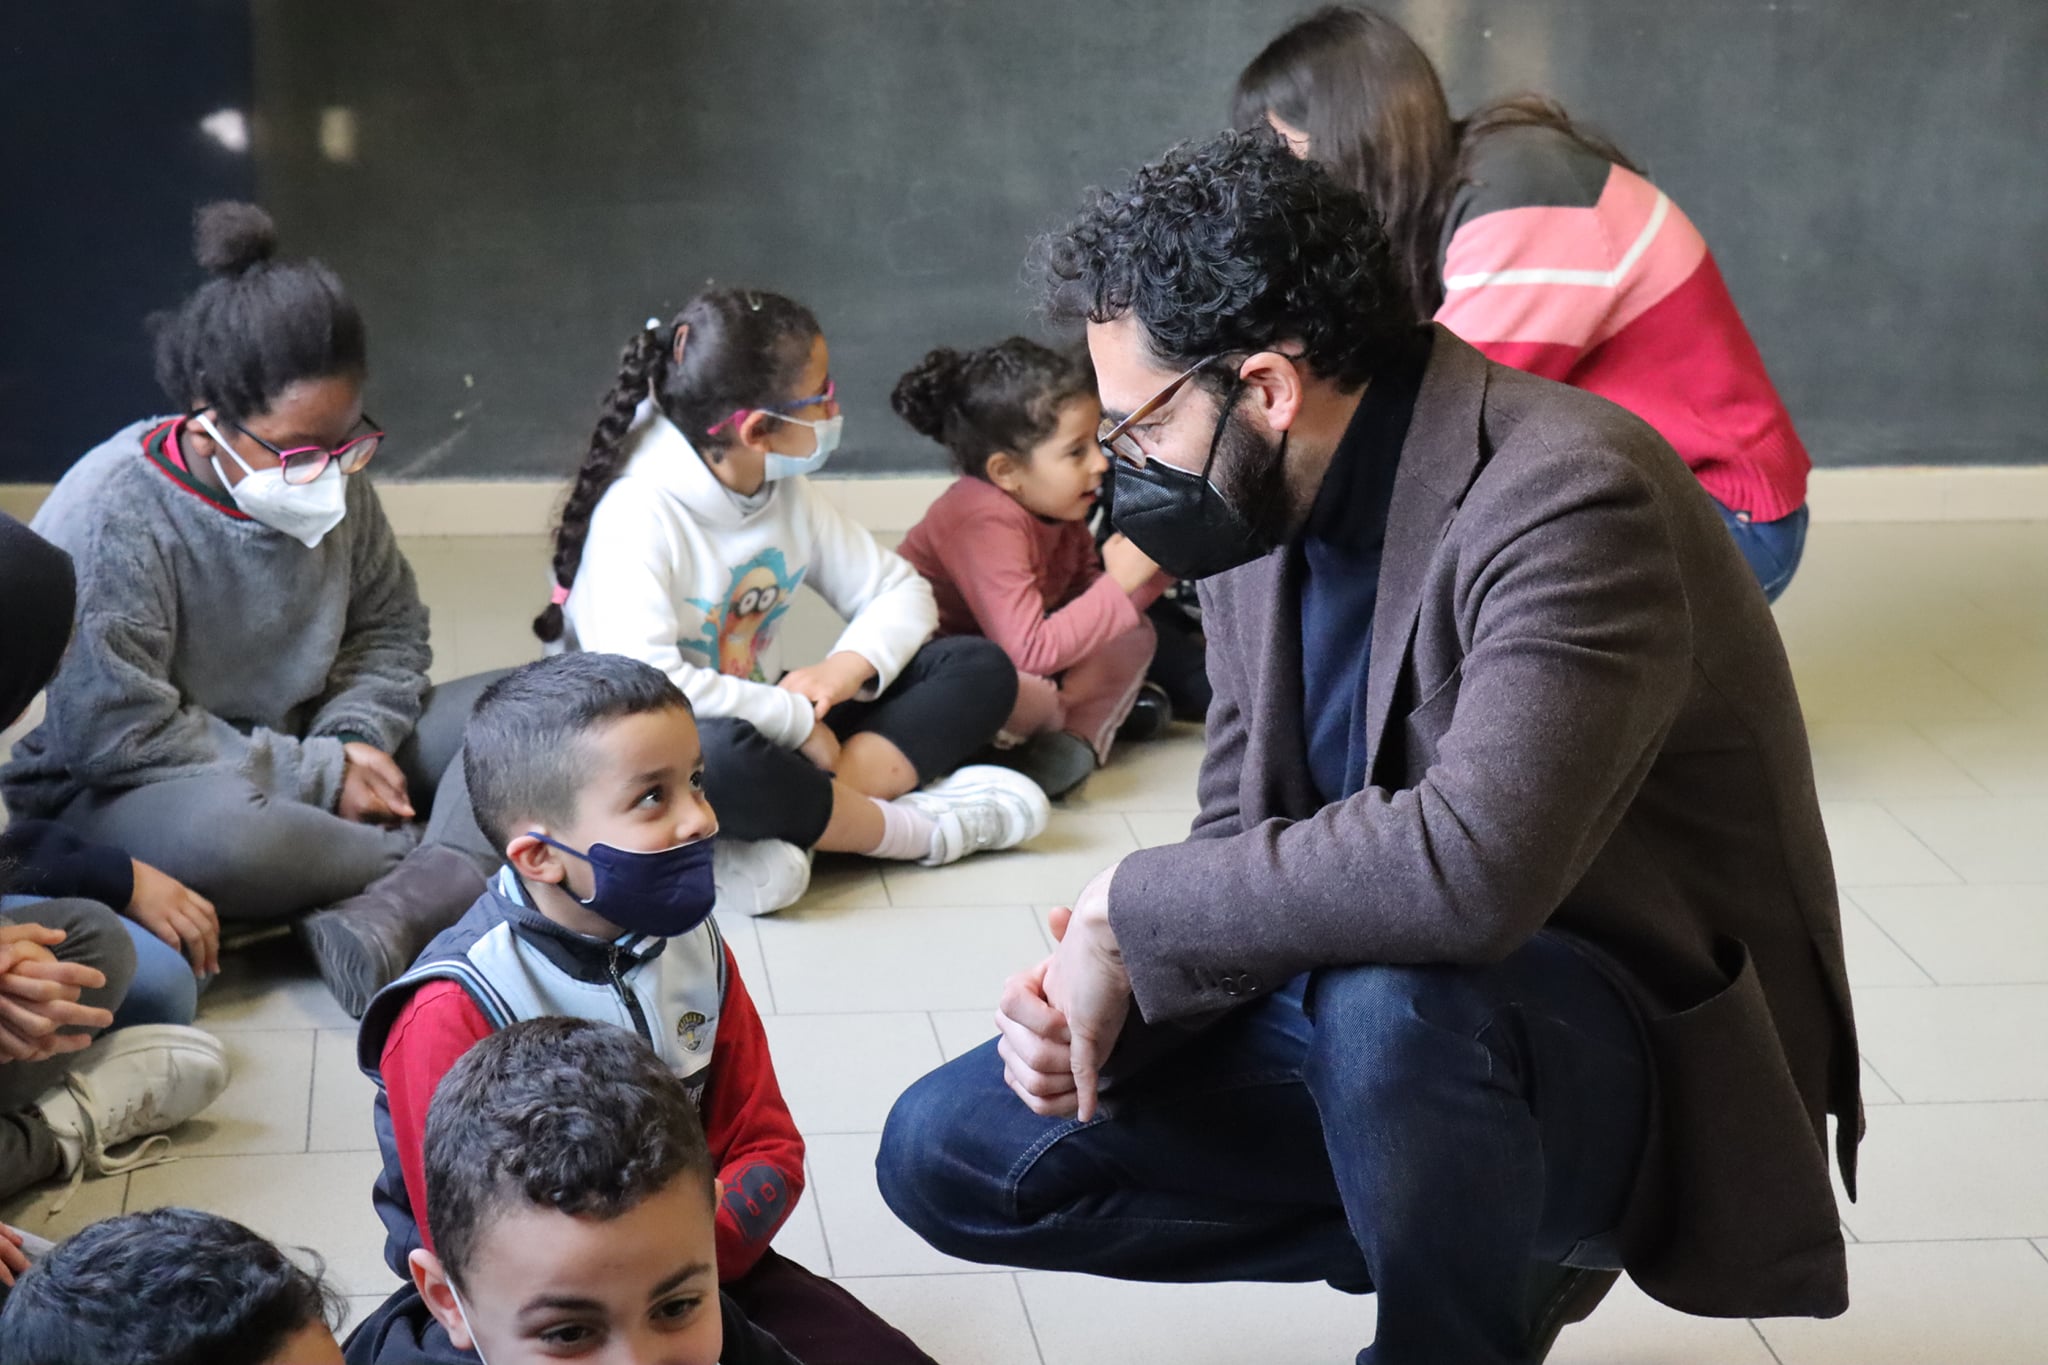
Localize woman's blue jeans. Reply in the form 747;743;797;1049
1713;499;1809;603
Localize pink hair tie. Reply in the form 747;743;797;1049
549;583;571;606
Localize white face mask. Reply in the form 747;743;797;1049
194;412;350;548
761;412;842;481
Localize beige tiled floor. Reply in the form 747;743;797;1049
8;518;2048;1361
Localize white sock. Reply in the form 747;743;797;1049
867;796;937;861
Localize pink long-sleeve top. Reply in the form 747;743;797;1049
897;476;1165;679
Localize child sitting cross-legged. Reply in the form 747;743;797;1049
348;1017;807;1365
0;1206;347;1364
355;652;934;1364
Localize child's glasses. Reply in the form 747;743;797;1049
708;378;837;436
193;410;384;485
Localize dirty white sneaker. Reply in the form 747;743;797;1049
31;1026;231;1195
899;765;1052;867
713;838;813;917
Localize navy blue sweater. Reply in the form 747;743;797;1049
1299;332;1431;805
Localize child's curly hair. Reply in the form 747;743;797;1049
890;337;1096;479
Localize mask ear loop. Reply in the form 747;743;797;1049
1198;375;1246;482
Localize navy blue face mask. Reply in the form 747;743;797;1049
530;833;718;938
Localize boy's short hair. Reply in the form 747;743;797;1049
425;1016;715;1290
0;1207;341;1365
463;652;694;850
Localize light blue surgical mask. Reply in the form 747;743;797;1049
761;412;842;480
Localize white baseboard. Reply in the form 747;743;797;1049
6;467;2048;534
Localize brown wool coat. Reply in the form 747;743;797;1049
1109;326;1859;1319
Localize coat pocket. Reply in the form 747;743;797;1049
1625;935;1848;1318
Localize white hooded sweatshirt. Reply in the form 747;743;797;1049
563;402;938;748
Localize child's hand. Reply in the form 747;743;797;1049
1102;533;1162;595
0;1225;28;1287
128;860;221;977
797;722;842;774
779;652;875;720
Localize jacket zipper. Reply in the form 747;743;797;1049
608;944;653;1043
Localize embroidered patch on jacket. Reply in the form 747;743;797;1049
676;1009;712;1053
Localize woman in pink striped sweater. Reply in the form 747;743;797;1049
1236;5;1813;601
894;340;1171;799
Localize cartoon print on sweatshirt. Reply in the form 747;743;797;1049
683;548;806;681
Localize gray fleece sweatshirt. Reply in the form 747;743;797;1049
2;418;432;818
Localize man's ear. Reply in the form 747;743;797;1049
505;832;564;885
1237;350;1307;434
409;1248;475;1351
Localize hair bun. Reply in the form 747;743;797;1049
193;201;279;277
890;347;968;439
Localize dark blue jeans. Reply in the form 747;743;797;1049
877;932;1651;1365
1713;498;1809;603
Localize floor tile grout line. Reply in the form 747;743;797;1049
1864;797;1974;887
1011;1269;1051;1365
1900;717;1998;799
1747;1318;1787;1364
1839;889;1940;986
304;1031;320;1152
2033;1240;2048;1267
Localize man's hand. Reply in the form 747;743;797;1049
1040;863;1135;1122
128;859;220;976
796;722;842;774
995;957;1078;1117
778;651;876;721
340;741;415;825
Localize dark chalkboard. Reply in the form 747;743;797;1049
7;1;2043;481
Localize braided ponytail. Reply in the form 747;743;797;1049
533;322;669;643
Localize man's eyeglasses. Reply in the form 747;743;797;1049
195;410;384;485
1097;357;1220;468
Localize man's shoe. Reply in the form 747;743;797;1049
31;1025;231;1207
713;838;813;917
899;766;1052;866
987;731;1097;801
1526;1266;1621;1361
296;844;485;1019
1115;682;1174;744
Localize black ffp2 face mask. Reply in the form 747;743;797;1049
1108;381;1282;581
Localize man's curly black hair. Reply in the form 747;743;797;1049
1038;126;1416;391
0;1207;342;1365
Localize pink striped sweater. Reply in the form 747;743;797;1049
1435;125;1810;521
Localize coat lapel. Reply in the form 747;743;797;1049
1361;327;1493;771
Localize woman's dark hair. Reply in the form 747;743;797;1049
150;201;366;420
424;1016;715;1290
1038;125;1414;392
891;338;1096;479
1233;5;1639;317
0;1207;343;1365
534;288;820;643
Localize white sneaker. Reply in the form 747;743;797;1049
713;838;813;917
31;1025;231;1198
899;765;1053;867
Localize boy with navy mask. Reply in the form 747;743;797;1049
357;653;935;1364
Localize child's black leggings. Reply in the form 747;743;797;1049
698;636;1017;847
